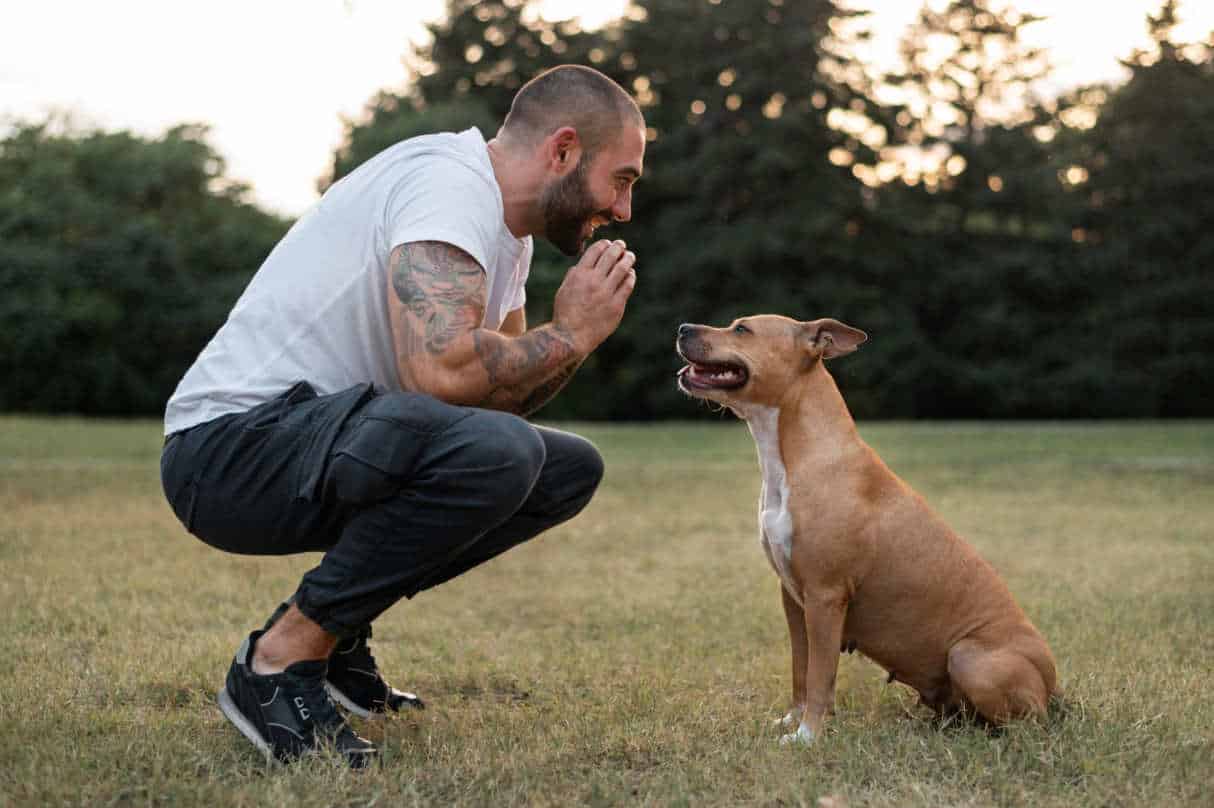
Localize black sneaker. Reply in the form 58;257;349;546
216;631;377;768
263;602;424;719
326;627;425;719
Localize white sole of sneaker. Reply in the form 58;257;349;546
324;682;374;720
217;688;275;759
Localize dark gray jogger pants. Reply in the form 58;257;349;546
160;382;604;637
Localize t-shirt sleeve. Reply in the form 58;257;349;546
509;238;534;312
383;157;499;272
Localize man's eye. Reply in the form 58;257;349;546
734;324;751;335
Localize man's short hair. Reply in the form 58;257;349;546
501;65;643;160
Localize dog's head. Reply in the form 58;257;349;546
675;314;867;409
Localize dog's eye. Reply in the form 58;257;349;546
734;324;752;335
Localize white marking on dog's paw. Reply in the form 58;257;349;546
779;722;815;746
774;711;798;729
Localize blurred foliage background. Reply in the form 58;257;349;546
2;0;1211;419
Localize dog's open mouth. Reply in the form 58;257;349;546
677;360;749;391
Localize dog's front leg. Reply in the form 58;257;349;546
778;584;808;729
782;589;847;746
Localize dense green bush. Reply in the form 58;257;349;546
0;122;289;415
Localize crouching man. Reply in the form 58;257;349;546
160;65;645;766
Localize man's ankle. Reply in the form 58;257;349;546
249;641;292;676
250;604;338;675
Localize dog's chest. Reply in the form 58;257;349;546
747;407;801;605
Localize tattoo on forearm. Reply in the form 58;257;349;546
474;326;574;386
391;242;485;356
473;326;582;415
518;359;582;415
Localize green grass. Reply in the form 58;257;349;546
1;416;1212;806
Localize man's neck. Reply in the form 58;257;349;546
486;136;544;239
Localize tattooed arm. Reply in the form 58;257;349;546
474;341;585;415
386;238;636;416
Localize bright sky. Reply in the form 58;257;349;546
3;0;1211;216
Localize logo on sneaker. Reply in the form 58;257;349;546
293;695;311;721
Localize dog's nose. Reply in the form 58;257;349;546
678;323;696;339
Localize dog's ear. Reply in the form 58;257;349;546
802;318;867;360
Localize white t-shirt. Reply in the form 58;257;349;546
164;128;532;435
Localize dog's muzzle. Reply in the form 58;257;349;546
676;324;749;392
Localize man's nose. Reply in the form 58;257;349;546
612;187;632;223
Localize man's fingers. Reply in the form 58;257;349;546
609;251;637;285
605;250;637;282
594;240;628;273
577;239;612;270
614;266;637;298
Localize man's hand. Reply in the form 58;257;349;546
552;240;638;356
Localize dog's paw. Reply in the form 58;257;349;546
774;705;805;729
778;723;815;746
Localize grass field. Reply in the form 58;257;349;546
1;416;1211;807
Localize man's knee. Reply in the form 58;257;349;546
563;432;605;506
460;410;547;504
536;428;605;519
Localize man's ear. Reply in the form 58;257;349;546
546;126;582;175
803;318;867;360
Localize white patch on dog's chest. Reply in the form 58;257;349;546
747;406;800;606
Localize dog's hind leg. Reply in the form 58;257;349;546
947;638;1050;725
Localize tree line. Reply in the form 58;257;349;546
2;0;1210;419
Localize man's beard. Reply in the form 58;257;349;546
541;158;608;257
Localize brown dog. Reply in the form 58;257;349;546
676;315;1058;744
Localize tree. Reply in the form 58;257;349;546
842;0;1119;417
585;0;884;418
878;0;1054;234
0;121;289;415
1070;0;1214;415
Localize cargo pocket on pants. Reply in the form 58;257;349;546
322;413;426;505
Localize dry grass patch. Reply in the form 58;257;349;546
1;416;1211;806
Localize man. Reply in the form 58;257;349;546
160;65;645;767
